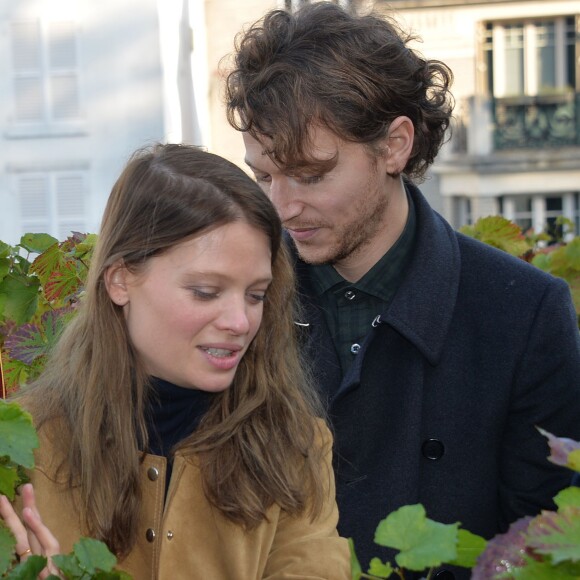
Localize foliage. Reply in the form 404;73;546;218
0;233;96;394
460;216;580;325
0;401;130;579
351;429;580;579
349;504;487;579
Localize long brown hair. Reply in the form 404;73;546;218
16;143;327;556
225;2;454;181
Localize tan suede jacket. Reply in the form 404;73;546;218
20;424;351;580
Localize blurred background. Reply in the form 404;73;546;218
1;0;579;245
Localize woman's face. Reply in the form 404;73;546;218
107;221;273;391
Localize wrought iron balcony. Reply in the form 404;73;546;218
491;92;580;150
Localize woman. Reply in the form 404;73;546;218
0;144;350;579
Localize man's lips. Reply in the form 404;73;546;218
286;227;320;242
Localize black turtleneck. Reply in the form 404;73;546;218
145;377;216;490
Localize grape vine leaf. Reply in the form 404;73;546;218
511;557;580;579
448;528;487;568
0;462;21;499
4;554;47;579
537;427;580;471
0;402;38;468
0;276;40;326
460;216;531;257
4;324;46;365
29;243;64;286
0;523;16;575
19;234;59;255
374;504;458;571
367;557;394;578
348;538;363;580
44;261;81;303
525;506;580;564
53;538;118;577
471;516;533;580
0;257;10;282
554;487;580;511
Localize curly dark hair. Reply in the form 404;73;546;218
225;1;454;180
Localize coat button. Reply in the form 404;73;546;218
147;467;159;481
422;438;445;460
434;570;454;580
145;528;156;542
350;343;361;354
344;290;356;300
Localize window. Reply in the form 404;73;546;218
484;17;575;97
502;193;579;238
17;171;87;240
9;19;83;136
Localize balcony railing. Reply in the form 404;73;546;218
491;92;580;150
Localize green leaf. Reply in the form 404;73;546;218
2;356;31;394
348;538;362;580
29;243;63;286
51;552;85;577
449;528;487;568
19;234;58;255
0;401;38;468
367;557;394;578
554;487;580;511
0;242;12;259
0;275;40;326
44;261;81;303
70;234;97;261
374;504;458;571
0;522;16;575
74;537;117;573
0;461;22;500
459;216;531;257
0;257;10;282
525;506;580;564
5;555;48;580
511;556;580;579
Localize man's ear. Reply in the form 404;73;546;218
384;116;414;175
104;260;130;306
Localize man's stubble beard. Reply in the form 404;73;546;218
294;181;390;267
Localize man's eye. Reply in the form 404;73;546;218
298;175;323;185
255;173;272;184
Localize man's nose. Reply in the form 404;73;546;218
269;177;302;222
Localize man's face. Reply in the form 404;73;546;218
243;125;398;276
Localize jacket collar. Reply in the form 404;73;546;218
379;182;460;365
291;182;460;367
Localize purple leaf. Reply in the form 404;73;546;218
537;426;580;467
471;517;533;579
4;323;46;364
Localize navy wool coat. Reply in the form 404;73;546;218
292;183;580;579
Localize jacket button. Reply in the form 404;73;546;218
434;570;454;580
422;438;445;460
145;528;156;542
167;530;174;540
147;467;159;481
344;290;356;300
350;343;361;354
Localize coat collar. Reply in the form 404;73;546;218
291;182;460;367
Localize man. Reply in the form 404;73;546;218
225;3;580;578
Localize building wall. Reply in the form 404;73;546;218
0;0;167;245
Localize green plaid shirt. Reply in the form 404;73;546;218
308;192;416;375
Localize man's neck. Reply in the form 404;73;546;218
333;180;409;283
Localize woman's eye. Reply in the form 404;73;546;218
248;292;267;304
191;288;219;300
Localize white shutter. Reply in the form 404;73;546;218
56;174;86;238
48;21;80;120
18;175;50;234
11;21;44;122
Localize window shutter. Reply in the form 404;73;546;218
11;21;44;122
56;174;85;238
19;175;50;233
